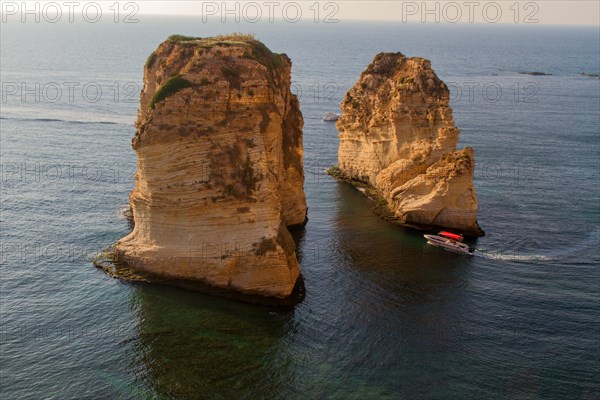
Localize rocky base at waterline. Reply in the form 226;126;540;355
93;247;149;282
93;248;306;306
336;52;484;237
113;34;308;303
328;164;483;238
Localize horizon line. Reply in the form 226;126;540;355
133;13;600;27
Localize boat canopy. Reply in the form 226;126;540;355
439;231;463;240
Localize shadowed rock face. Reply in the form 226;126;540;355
337;52;483;236
115;34;307;300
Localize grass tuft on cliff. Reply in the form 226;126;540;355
167;34;202;43
215;32;255;41
145;51;157;69
150;75;194;109
166;33;255;48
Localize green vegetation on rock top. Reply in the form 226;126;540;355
150;75;194;109
163;33;281;71
166;33;255;45
167;34;202;43
145;52;157;69
214;32;255;41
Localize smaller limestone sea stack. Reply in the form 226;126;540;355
336;52;484;236
115;34;307;302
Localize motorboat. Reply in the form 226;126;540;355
323;112;340;121
423;231;472;255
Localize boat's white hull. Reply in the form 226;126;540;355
424;234;472;255
323;113;340;121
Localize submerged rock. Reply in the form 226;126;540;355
115;34;307;301
336;52;483;236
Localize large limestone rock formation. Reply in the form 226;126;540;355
336;52;483;236
115;34;307;301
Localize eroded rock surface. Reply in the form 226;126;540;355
115;34;307;300
336;52;483;236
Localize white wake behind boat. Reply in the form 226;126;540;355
424;231;472;255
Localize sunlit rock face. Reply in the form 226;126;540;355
337;52;483;236
115;35;307;300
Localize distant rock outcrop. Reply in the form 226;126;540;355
115;34;307;301
335;52;483;236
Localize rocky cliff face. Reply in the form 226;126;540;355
336;53;483;236
115;34;307;301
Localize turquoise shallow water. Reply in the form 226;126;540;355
1;18;599;399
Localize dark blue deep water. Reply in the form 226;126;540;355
1;17;599;399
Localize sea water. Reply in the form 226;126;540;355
1;18;599;399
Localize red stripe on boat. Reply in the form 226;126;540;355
439;231;463;240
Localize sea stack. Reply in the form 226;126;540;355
336;52;483;236
115;34;307;301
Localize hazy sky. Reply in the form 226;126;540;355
1;1;598;25
136;1;600;25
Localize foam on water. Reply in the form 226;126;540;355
473;228;600;264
